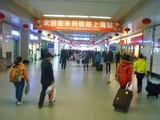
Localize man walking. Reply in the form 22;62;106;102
38;52;55;109
60;49;69;70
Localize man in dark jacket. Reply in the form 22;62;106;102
38;52;55;109
60;49;69;70
104;51;113;73
82;52;90;71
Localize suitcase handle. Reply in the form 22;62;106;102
125;82;133;90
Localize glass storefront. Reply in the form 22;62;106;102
29;33;40;61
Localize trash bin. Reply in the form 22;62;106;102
0;56;7;71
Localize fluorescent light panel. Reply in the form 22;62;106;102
66;15;88;18
89;16;111;19
43;14;111;19
43;14;66;17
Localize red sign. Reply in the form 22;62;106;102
71;40;95;45
130;35;142;44
33;19;123;32
120;39;126;45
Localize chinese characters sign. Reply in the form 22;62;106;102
71;40;95;45
33;19;123;32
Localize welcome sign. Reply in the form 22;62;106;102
33;19;123;32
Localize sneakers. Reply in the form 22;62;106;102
16;101;23;106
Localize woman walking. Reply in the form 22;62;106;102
10;56;29;106
133;54;148;93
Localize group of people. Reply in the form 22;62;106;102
115;53;148;93
9;52;55;109
10;49;148;109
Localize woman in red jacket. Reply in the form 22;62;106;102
115;54;132;89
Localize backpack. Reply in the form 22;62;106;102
9;66;22;82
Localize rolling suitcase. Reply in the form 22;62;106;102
113;82;133;112
96;64;103;71
146;78;160;98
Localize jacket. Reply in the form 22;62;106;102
104;52;113;63
133;58;148;75
61;50;69;61
82;54;90;64
17;63;29;82
115;60;132;88
116;53;121;62
94;54;101;62
41;59;54;85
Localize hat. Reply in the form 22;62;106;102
45;52;52;58
122;54;130;61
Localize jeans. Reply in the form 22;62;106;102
106;62;111;72
13;79;25;101
116;60;120;68
83;64;88;70
38;84;50;107
136;73;145;91
61;60;67;69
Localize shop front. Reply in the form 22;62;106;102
1;23;20;66
11;29;20;61
120;33;143;59
29;33;40;61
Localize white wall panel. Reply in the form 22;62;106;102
142;28;153;72
151;25;160;75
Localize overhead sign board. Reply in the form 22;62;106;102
33;19;123;32
71;40;94;45
109;46;116;51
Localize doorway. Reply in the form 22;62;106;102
13;40;19;61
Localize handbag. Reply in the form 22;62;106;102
134;70;137;74
25;82;30;94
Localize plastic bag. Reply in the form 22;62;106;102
49;87;56;103
45;84;54;94
25;82;30;94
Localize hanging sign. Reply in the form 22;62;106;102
33;19;123;32
71;40;95;45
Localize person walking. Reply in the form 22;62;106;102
133;54;148;93
104;51;113;73
60;49;69;70
82;52;91;71
115;51;121;68
38;52;55;109
94;52;101;68
115;54;132;89
102;50;106;63
10;56;29;106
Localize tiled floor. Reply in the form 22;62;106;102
0;57;160;120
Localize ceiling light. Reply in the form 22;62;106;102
90;34;96;36
43;14;66;17
89;16;111;19
66;15;88;18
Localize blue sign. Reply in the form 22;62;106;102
48;43;54;48
109;46;116;51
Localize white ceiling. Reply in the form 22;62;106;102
1;0;160;43
10;0;143;41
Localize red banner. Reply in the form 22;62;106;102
33;19;123;32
